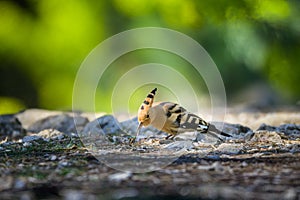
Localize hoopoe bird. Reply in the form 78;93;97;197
137;88;230;141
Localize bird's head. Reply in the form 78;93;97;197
136;88;157;136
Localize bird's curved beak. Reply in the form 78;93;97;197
136;122;143;137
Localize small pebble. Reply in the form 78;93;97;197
58;161;69;167
112;188;139;199
50;155;57;161
108;172;132;183
14;179;26;189
22;135;44;143
23;142;32;147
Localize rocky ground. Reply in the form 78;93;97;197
0;108;300;199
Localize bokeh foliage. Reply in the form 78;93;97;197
0;0;299;114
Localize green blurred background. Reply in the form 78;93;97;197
0;0;299;114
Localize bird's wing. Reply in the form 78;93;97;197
159;102;209;134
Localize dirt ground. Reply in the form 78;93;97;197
0;108;300;199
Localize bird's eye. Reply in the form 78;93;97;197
146;114;149;118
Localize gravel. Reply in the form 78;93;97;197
0;109;299;199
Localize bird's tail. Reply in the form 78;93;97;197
207;124;231;141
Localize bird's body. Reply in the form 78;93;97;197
148;102;208;135
137;88;229;140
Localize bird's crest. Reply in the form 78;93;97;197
137;88;157;123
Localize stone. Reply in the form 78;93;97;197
120;117;164;137
37;129;66;140
50;155;57;161
195;133;223;143
23;142;32;147
163;141;194;151
250;131;283;144
16;109;63;129
112;188;139;199
277;124;300;137
108;172;132;183
216;143;244;154
22;135;44;143
62;190;86;200
283;188;297;200
257;123;300;139
257;123;277;132
82;115;124;136
13;179;26;190
212;122;253;137
0;114;26;141
194;122;252;142
28;114;89;134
